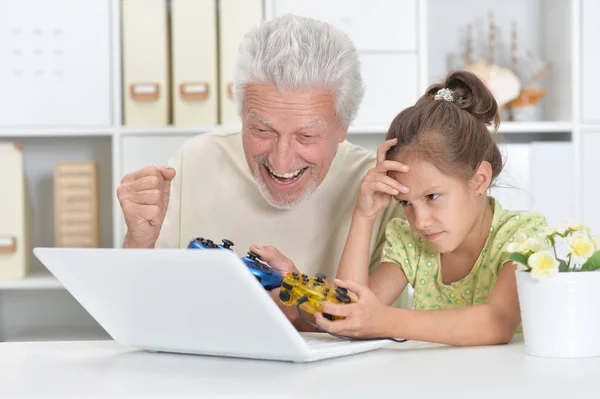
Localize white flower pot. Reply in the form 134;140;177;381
515;270;600;358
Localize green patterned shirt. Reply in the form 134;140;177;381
381;198;547;310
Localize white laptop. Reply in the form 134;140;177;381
33;247;390;363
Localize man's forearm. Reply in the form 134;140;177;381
336;210;376;285
382;305;518;346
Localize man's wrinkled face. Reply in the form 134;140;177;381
241;84;347;209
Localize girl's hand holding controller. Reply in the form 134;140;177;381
355;138;409;220
315;279;390;338
117;166;176;248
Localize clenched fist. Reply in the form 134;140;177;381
117;166;176;248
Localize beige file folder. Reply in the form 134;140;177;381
54;162;100;248
0;142;30;280
171;0;218;126
218;0;263;124
122;0;171;126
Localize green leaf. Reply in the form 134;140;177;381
509;252;529;267
559;259;568;272
581;251;600;272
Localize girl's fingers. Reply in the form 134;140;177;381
376;138;398;164
367;181;401;196
365;175;408;194
373;160;409;174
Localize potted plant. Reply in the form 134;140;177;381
508;220;600;358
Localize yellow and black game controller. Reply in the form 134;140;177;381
278;272;353;320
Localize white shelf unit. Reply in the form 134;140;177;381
0;0;598;342
0;273;62;290
0;128;114;138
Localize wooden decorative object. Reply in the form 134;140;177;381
54;162;100;248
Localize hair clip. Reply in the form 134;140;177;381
434;88;454;102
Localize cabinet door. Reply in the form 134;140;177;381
583;132;600;233
0;0;110;126
268;0;417;51
491;141;573;227
530;141;574;226
582;0;600;123
120;135;193;176
355;54;419;126
491;144;532;213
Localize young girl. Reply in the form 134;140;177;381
315;70;547;346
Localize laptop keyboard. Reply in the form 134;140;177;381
298;333;389;361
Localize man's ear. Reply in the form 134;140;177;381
471;161;493;196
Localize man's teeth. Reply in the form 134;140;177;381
269;168;305;179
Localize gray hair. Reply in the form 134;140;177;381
234;14;364;128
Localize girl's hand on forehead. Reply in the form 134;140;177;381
354;138;409;219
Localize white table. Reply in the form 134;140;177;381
1;335;599;398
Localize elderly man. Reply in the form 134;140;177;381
116;14;407;329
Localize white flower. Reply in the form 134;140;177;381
544;225;565;236
564;219;584;232
528;250;560;281
507;232;527;253
546;219;584;236
524;236;547;252
507;233;548;254
567;231;596;265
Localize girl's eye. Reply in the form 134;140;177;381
427;193;439;201
399;200;412;207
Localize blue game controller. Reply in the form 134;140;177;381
188;237;234;251
188;237;283;290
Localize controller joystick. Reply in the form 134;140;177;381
315;273;326;284
241;251;283;291
246;251;261;261
188;237;219;249
221;239;234;250
278;272;353;321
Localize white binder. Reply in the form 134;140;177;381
171;0;218;126
122;0;170;126
0;142;30;280
218;0;263;125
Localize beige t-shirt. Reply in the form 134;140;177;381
155;130;404;280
